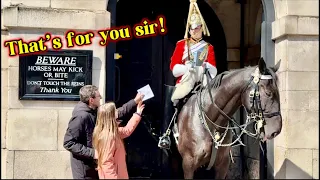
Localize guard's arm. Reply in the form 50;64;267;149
205;45;218;78
170;41;187;77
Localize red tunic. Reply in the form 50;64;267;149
169;39;217;84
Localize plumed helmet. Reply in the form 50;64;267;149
184;0;210;39
189;8;202;29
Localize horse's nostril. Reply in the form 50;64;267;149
271;132;278;138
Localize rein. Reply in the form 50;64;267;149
197;67;281;149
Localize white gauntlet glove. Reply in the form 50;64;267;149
202;62;217;79
172;64;188;77
185;62;195;72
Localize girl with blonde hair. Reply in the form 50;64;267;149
92;101;145;179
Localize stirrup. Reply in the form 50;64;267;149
158;107;178;150
158;135;171;149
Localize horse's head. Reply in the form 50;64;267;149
241;58;282;141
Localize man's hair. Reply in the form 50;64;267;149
79;85;99;104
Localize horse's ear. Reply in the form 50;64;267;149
258;57;267;74
271;59;281;72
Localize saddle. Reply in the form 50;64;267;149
158;70;211;149
175;82;202;112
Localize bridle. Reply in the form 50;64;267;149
196;67;282;149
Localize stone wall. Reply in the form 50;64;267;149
1;0;110;178
1;8;10;179
272;0;319;178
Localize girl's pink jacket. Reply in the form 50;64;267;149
96;113;141;179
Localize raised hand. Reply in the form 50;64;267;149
136;101;145;114
134;92;144;104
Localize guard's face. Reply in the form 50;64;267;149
189;25;203;40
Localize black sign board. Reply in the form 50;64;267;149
19;50;93;101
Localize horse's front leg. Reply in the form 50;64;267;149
214;146;231;179
182;154;196;179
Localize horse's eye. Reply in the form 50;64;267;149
265;91;272;97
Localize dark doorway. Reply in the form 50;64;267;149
110;0;228;178
115;0;163;178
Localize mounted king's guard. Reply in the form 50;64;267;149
158;0;218;149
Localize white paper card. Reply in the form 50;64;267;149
137;84;154;101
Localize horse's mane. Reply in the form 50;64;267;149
208;66;255;90
207;65;280;98
208;71;228;89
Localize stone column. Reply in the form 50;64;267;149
272;0;319;178
1;6;12;179
1;0;110;178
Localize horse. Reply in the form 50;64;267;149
172;57;282;179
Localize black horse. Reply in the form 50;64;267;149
159;58;282;179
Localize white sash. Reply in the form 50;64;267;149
182;40;207;60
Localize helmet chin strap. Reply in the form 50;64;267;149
191;37;203;42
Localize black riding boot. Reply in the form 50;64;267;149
158;85;177;149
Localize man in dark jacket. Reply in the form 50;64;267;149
63;85;143;179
